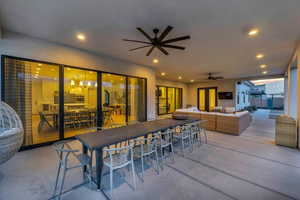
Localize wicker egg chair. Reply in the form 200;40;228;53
0;101;24;165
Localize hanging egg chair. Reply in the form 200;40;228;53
0;101;24;165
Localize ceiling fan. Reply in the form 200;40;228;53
207;72;224;80
123;26;191;56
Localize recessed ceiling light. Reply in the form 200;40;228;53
190;80;194;82
77;33;86;41
38;63;42;66
262;71;268;74
36;67;41;70
178;76;182;80
248;29;259;36
161;72;166;76
256;54;264;59
67;68;71;71
260;64;267;69
153;59;159;64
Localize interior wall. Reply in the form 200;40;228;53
156;78;188;108
187;80;236;108
0;31;157;120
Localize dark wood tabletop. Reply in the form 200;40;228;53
76;118;201;150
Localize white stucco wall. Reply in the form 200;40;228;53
289;68;298;119
0;31;157;120
235;82;251;110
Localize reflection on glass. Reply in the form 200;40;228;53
175;88;182;110
102;73;126;128
198;89;205;111
128;77;146;123
209;89;216;111
168;88;175;113
158;87;167;114
64;68;97;137
3;58;60;145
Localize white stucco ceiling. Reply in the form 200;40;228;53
0;0;300;82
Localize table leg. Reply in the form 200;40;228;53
95;148;103;190
82;144;88;179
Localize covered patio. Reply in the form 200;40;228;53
1;118;300;200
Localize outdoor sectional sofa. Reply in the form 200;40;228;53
173;108;251;135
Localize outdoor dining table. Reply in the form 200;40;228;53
75;118;202;191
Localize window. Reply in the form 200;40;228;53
157;86;183;115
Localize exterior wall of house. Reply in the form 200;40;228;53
186;80;236;108
235;82;251;111
0;31;157;120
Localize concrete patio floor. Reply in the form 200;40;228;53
1;110;300;200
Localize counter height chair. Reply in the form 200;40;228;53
133;137;159;181
102;144;136;198
52;139;92;200
197;121;208;144
190;122;202;150
173;125;192;156
155;129;175;169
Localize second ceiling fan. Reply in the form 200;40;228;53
123;26;191;56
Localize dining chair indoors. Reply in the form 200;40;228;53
51;139;92;200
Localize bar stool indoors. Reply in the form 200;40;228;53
52;139;92;200
173;124;192;156
102;144;136;198
133;137;159;181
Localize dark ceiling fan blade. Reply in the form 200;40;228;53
157;46;169;55
162;35;191;44
215;76;224;79
129;45;152;51
136;27;153;42
146;46;155;56
158;26;173;42
161;44;185;50
123;39;151;44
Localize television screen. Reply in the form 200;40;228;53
218;92;233;99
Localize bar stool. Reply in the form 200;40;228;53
52;139;92;200
133;137;159;181
173;124;192;156
190;122;202;150
102;144;136;198
155;129;175;169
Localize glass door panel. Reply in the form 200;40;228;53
64;68;97;137
175;88;182;109
158;87;167;114
167;88;175;113
128;77;146;124
198;89;206;111
208;88;217;111
102;73;126;128
3;57;60;146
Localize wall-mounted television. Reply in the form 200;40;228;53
218;92;233;100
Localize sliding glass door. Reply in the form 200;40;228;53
64;68;97;137
197;87;217;111
157;86;183;115
1;56;147;148
128;77;146;123
102;73;126;128
2;57;60;146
